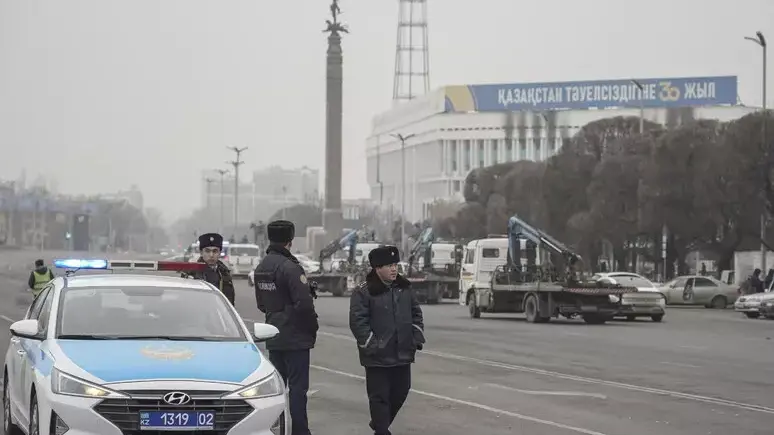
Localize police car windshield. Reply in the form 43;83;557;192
56;287;245;341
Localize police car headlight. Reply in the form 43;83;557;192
51;368;126;398
226;371;284;399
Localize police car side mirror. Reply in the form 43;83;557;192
252;323;279;342
10;319;41;340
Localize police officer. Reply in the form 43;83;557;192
27;259;54;298
191;233;236;305
253;220;318;435
349;246;425;435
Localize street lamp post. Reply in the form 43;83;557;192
216;169;229;235
391;133;415;255
745;31;768;272
631;79;645;134
204;178;214;209
227;147;248;237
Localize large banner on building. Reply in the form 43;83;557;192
443;76;737;112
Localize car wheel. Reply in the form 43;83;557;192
3;372;23;435
651;314;664;322
745;312;760;319
709;296;727;309
28;394;39;435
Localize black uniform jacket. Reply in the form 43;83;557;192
192;259;235;305
253;245;319;351
349;270;425;367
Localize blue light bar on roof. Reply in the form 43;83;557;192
53;259;109;269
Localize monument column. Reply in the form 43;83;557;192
322;1;347;241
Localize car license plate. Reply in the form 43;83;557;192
139;411;215;430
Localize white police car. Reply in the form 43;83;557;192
3;259;289;435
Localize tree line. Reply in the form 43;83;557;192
432;112;774;277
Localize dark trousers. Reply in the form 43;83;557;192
365;365;411;435
269;350;311;435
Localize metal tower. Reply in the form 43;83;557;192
393;0;430;102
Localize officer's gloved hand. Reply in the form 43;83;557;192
416;344;423;351
309;281;319;299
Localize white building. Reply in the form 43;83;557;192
366;76;755;222
200;166;320;225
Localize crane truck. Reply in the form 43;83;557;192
406;227;464;304
307;228;376;297
467;215;636;324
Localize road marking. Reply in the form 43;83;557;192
483;383;607;399
0;315;14;323
317;331;774;415
311;364;610;435
660;361;701;369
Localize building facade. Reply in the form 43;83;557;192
200;166;320;226
366;76;755;222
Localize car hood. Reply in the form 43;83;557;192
53;339;263;384
738;293;774;302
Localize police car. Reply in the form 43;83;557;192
3;258;289;435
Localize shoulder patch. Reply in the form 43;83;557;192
300;274;308;284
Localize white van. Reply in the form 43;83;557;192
224;243;262;277
458;238;510;306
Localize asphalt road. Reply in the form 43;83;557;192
1;271;773;434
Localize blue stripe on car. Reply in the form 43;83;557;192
56;340;262;383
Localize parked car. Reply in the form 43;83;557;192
657;275;738;309
734;279;774;318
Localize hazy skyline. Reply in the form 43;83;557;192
1;0;772;220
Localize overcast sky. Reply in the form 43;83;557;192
0;0;772;221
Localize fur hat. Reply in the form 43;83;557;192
267;220;295;244
198;233;223;250
369;246;400;268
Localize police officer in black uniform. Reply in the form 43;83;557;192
191;233;236;305
253;220;318;435
349;246;425;435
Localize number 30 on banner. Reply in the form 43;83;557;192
658;81;681;101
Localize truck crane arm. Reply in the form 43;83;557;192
318;229;359;264
407;227;434;275
507;215;580;265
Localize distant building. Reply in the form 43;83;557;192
200;166;320;226
366;76;755;222
103;186;144;210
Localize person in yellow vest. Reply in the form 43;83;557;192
27;259;55;298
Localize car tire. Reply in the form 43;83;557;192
651;314;664;322
28;393;39;435
3;372;23;435
709;296;727;309
745;312;760;319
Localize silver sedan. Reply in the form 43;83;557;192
657;275;738;309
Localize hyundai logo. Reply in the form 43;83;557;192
162;392;191;406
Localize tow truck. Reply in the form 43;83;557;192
405;228;464;304
468;215;636;324
306;229;374;297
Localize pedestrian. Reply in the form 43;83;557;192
349;245;425;435
750;268;765;294
191;233;236;305
253;220;318;435
764;268;774;292
27;259;55;299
